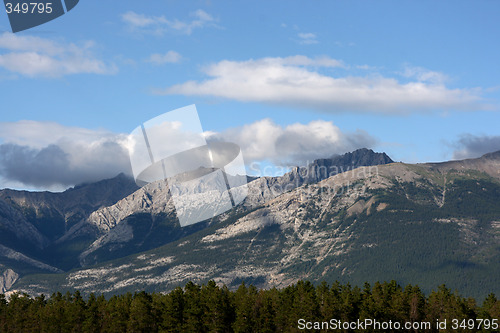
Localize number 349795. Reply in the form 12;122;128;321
5;2;53;14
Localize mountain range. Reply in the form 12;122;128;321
1;148;499;300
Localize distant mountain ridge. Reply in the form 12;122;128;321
0;148;392;278
2;149;500;300
426;150;500;179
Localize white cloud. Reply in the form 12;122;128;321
0;121;120;149
147;51;182;65
401;65;449;85
356;64;378;70
297;32;318;45
121;11;160;28
0;32;64;55
280;55;344;68
0;118;375;189
155;56;488;114
192;9;214;22
0;33;117;78
122;9;216;35
209;118;376;166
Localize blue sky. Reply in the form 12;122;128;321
0;0;499;190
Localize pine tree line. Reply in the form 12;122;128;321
0;280;499;332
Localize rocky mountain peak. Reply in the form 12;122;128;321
285;148;394;185
328;148;394;165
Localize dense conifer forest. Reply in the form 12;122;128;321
1;280;499;332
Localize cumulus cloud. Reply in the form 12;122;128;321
0;118;376;190
122;9;216;35
147;51;182;65
0;121;131;190
452;134;500;159
278;55;344;68
121;11;158;28
155;56;488;113
207;118;376;166
297;32;318;45
400;65;449;85
0;33;117;78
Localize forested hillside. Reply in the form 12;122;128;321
1;280;499;332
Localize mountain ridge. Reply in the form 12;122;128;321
1;149;500;300
0;148;393;282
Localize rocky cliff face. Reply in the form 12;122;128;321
0;268;18;293
0;173;139;274
75;149;395;265
0;173;139;241
0;197;49;249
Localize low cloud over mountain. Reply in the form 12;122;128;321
0;121;131;190
453;134;500;159
209;118;376;166
0;119;375;190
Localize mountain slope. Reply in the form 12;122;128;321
0;174;139;273
0;173;139;241
9;151;500;300
0;149;394;284
75;148;394;266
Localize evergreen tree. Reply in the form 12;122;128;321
83;293;101;333
232;283;256;333
183;281;206;332
0;293;7;331
127;291;156;333
103;293;131;333
256;290;276;333
201;281;234;332
159;287;184;332
405;285;426;323
5;293;32;332
481;293;500;319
